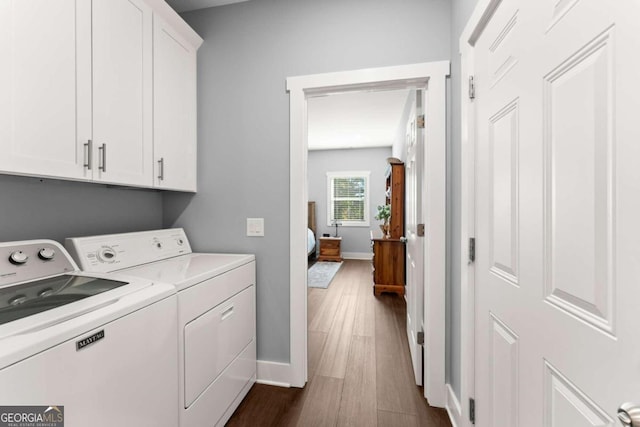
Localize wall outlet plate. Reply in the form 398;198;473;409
247;218;264;237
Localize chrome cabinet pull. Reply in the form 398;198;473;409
83;139;93;170
618;403;640;427
98;143;107;172
158;157;164;181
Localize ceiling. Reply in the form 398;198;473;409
165;0;250;13
307;89;411;151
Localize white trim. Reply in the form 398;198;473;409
446;383;463;427
423;67;448;408
455;0;499;425
464;0;504;47
287;84;308;388
326;171;371;227
457;43;477;427
287;61;449;403
256;360;291;388
287;63;444;93
342;251;373;261
144;0;203;49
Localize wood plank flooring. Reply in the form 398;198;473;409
227;260;451;427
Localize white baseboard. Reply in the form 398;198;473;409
446;383;462;427
256;360;292;388
342;252;373;260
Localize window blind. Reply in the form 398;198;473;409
326;171;370;226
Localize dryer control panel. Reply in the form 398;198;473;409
65;228;192;273
0;240;77;288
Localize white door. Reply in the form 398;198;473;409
474;0;640;425
0;0;91;180
92;0;153;186
153;15;198;192
405;90;424;386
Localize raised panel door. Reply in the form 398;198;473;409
474;0;640;424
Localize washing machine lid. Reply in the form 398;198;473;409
0;271;176;369
0;274;129;325
120;253;255;291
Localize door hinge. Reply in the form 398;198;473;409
469;398;476;424
417;331;424;345
468;237;476;263
417;223;425;237
417;114;425;129
469;76;475;100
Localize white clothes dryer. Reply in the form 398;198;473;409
66;228;256;427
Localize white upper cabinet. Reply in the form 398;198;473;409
0;0;201;190
0;0;92;180
153;15;198;192
92;0;153;187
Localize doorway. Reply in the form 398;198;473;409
305;88;414;402
287;62;449;407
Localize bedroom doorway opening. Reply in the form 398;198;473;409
304;88;412;399
287;62;449;407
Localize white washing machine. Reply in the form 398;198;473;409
66;228;256;427
0;239;179;427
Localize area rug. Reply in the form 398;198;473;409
307;262;343;289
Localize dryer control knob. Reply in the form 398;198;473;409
97;247;116;263
38;248;56;261
9;251;28;265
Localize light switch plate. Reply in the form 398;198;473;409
247;218;264;237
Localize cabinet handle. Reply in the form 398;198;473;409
98;143;107;172
158;157;164;181
83;139;93;170
221;305;234;321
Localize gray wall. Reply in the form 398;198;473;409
448;0;479;401
163;0;451;364
0;175;163;243
308;147;390;254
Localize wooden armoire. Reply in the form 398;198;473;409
371;158;405;296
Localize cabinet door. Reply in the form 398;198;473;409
0;0;91;180
153;16;198;192
92;0;153;187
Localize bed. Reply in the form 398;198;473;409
308;201;317;258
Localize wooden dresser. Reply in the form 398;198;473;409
371;159;405;296
318;237;342;262
371;231;405;296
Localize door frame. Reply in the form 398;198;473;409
455;0;512;425
286;61;449;407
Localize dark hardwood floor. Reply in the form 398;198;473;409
227;260;451;426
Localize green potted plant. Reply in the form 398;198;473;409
375;204;391;238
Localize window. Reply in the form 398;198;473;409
326;171;370;227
